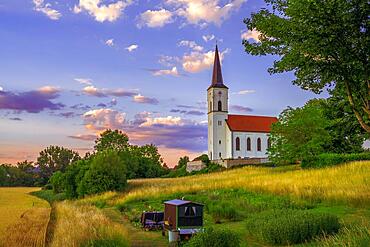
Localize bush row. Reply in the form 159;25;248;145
183;228;241;247
245;209;340;245
301;152;370;169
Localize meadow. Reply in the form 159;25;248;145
0;187;50;247
69;161;370;246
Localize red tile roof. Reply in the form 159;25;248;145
226;114;278;133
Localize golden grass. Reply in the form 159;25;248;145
90;161;370;207
0;187;50;247
0;187;49;235
1;208;51;247
49;201;130;247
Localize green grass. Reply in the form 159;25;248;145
31;189;66;203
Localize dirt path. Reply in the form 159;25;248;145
102;208;168;247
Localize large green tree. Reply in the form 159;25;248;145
269;100;331;164
94;129;129;152
243;0;369;132
37;146;80;184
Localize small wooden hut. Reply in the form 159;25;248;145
164;199;204;232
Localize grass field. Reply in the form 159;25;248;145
67;161;370;246
0;187;50;247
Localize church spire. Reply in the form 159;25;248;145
209;44;228;89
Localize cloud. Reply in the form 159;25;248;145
170;109;205;115
73;0;132;22
182;48;228;73
178;40;203;52
33;0;62;20
202;34;215;42
241;29;261;42
9;117;22;121
68;134;97;141
105;39;114;47
58;112;80;118
0;86;3;91
37;85;60;94
125;44;138;52
133;94;159;105
158;55;180;67
0;89;64;113
152;67;179;76
82;85;137;98
83;85;106;97
230;105;253;113
233;90;256;95
138;9;174;28
186;110;204;116
74;78;93;85
70;103;91;111
83;108;126;131
80;109;207;152
166;0;246;26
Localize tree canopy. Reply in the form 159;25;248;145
37;145;80;184
243;0;369;132
94;129;129;152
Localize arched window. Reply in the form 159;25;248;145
257;138;261;151
218;100;222;111
236;137;240;151
247;137;251;151
267;138;271;149
210;101;212;112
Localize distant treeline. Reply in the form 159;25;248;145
0;130;170;188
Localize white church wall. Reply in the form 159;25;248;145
232;132;270;159
225;125;232;158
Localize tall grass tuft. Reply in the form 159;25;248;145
49;201;129;247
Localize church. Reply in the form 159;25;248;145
207;45;278;162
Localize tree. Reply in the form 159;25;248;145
49;171;65;193
269;100;331;164
63;160;90;198
16;160;34;173
321;92;367;153
37;146;80;184
78;150;127;197
94;129;129;153
243;0;369;132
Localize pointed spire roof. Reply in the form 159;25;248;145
209;44;228;90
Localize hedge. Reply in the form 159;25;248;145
301;152;370;169
245;210;340;245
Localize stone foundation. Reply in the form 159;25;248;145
213;158;269;169
186;160;206;172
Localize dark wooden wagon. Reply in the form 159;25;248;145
140;211;164;230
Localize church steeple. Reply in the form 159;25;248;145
209;45;228;89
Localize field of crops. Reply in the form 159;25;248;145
0;187;50;247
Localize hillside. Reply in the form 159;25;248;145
44;161;370;246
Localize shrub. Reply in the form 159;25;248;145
207;203;240;223
183;228;241;247
245;209;340;245
301;152;370;169
78;150;127;197
49;171;65;193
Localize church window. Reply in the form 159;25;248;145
247;137;251;151
219;140;221;144
257;138;261;151
218;101;222;111
219;152;222;158
267;138;271;149
210;101;212;112
236;137;240;151
218;121;222;126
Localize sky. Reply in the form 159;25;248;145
0;0;324;167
